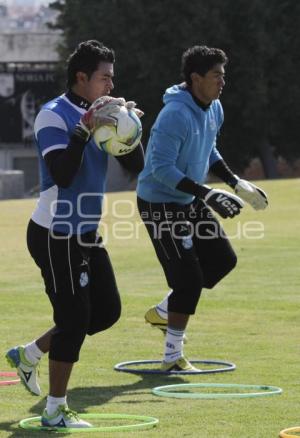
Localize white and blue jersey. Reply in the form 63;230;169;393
32;94;108;235
137;84;224;204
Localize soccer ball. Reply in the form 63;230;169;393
93;106;142;156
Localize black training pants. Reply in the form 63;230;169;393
27;219;121;363
137;197;237;314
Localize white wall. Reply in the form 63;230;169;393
0;32;61;62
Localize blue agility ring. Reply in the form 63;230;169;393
114;359;236;375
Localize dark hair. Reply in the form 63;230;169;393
67;40;115;88
181;45;228;86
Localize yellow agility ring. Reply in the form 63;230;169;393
279;426;300;437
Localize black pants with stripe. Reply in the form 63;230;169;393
137;197;237;315
27;219;121;363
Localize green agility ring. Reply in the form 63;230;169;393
279;426;300;437
152;383;283;399
19;413;159;433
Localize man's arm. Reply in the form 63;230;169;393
42;97;123;188
176;176;244;219
209;158;238;188
210;158;268;210
114;142;144;176
44;126;88;188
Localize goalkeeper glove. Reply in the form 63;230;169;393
125;100;144;118
78;96;125;141
234;178;268;210
204;188;244;218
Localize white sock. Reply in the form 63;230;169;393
24;341;43;365
46;395;67;415
156;290;172;319
164;327;184;363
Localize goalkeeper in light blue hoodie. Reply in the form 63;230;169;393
137;45;268;372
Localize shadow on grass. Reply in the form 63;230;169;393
1;373;188;437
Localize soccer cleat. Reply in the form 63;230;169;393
41;405;92;428
161;356;200;372
145;306;168;330
144;306;188;343
5;345;41;396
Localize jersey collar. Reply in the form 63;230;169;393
66;90;91;109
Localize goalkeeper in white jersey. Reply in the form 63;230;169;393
6;40;144;429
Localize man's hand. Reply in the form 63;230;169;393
204;189;244;218
79;96;125;136
234;178;268;210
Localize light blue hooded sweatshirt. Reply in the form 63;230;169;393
137;84;224;204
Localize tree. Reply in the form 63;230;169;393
49;0;300;177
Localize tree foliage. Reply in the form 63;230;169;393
50;0;300;176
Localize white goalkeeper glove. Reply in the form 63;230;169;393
79;96;126;137
234;178;268;210
125;100;144;118
204;188;244;219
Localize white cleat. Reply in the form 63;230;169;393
6;345;41;396
41;405;92;428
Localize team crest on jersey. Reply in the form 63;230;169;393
79;272;89;287
181;236;193;250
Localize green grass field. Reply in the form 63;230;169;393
0;178;299;437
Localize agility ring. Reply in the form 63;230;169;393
279;426;300;437
152;383;282;399
114;359;236;375
0;371;20;386
19;413;159;433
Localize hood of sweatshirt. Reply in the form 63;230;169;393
163;83;213;114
